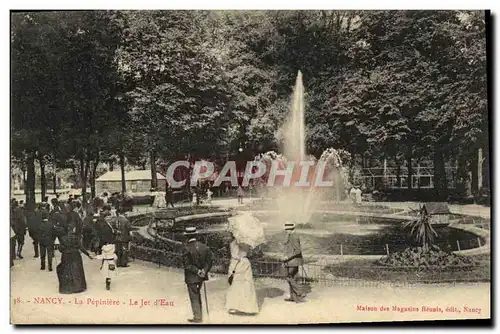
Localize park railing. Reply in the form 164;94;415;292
310;237;487;256
129;244;490;287
250;260;490;286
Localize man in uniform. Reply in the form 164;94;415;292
183;227;213;323
283;222;306;303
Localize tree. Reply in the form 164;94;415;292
117;11;231;186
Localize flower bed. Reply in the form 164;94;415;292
376;245;477;268
323;254;490;283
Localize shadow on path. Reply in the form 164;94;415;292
256;287;285;310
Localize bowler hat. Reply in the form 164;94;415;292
284;223;295;230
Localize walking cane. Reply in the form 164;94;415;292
203;281;209;317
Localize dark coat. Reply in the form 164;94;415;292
96;215;114;245
11;207;26;235
284;232;303;267
82;215;95;233
26;210;42;240
57;233;89;294
183;240;213;284
50;210;68;231
110;215;132;243
39;219;56;246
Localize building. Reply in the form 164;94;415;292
95;170;167;194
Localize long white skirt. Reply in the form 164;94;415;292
225;258;259;314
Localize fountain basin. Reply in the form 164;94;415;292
131;210;487;257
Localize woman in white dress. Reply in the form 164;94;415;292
225;236;259;315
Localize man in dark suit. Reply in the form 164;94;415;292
283;223;306;303
11;200;26;259
111;209;133;267
95;205;114;254
26;203;41;258
39;209;55;271
166;186;175;208
183;227;213;323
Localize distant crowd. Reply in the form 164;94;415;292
10;192;137;292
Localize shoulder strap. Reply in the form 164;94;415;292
232;260;241;273
105;219;115;233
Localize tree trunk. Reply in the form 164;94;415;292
482;145;490;190
90;156;99;199
470;151;478;198
82;158;90;202
109;160;114;171
433;147;447;201
406;149;413;189
79;155;85;189
477;148;483;194
22;166;27;195
150;150;157;190
26;152;36;208
395;158;401;188
39;156;46;202
119;152;126;194
456;155;469;197
52;162;57;194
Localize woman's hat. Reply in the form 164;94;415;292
184;227;197;235
284;223;295;230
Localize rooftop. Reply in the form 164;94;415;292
96;170;166;182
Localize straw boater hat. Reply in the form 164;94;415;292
184;227;197;236
284;223;295;230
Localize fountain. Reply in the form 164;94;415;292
129;70;488;270
254;71;348;225
283;71;306;161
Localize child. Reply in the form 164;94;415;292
96;244;118;290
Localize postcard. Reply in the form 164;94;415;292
10;9;490;324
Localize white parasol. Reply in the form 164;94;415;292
227;212;265;248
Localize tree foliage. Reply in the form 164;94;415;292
11;10;488;202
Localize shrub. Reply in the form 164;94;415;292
376;245;477;269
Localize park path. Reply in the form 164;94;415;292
11;198;490;324
10;237;490;324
